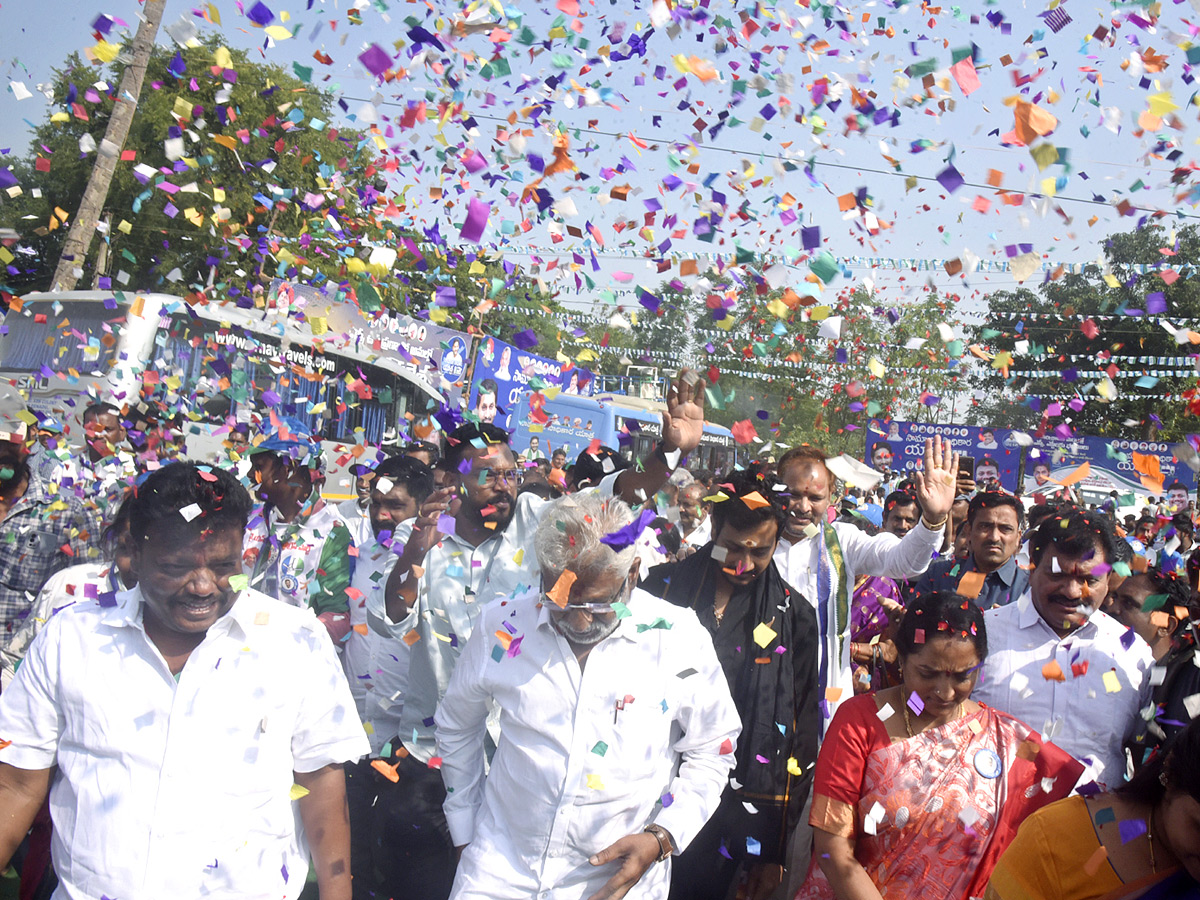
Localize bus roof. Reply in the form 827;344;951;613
19;290;446;403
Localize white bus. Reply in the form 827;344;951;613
0;290;472;499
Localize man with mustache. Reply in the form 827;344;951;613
0;463;368;899
972;508;1154;789
772;439;958;725
0;384;98;663
366;371;707;900
911;491;1029;610
436;493;740;900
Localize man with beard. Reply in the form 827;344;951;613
640;464;818;900
0;384;98;661
972;507;1154;789
366;371;706;900
436;493;740;900
677;482;712;551
342;455;435;899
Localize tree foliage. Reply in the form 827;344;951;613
0;39;381;295
965;223;1200;441
0;38;575;357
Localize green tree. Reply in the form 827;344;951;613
966;224;1200;441
763;286;967;456
0;39;375;295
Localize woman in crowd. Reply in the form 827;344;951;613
796;591;1084;900
986;718;1200;899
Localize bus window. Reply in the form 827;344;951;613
0;303;120;375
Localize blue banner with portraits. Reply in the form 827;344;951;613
865;420;1022;493
1025;435;1197;504
467;336;594;431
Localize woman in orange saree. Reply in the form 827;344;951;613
796;591;1084;900
986;718;1200;900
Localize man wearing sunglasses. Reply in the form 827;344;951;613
364;371;708;900
436;493;740;900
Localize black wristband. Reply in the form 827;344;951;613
654;442;682;471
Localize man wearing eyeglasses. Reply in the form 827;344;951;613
364;371;708;900
435;493;741;900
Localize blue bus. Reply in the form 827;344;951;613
511;391;737;473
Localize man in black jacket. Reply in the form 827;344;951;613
641;463;819;900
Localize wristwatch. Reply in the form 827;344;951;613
643;823;677;862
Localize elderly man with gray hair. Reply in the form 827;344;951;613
435;492;742;900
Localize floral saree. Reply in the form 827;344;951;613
797;694;1084;900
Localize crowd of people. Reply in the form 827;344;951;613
0;370;1198;900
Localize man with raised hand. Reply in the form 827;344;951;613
772;437;958;724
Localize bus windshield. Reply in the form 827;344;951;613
0;300;122;374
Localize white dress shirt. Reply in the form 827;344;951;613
773;519;941;716
971;592;1155;789
680;516;712;550
367;473;618;762
336;497;376;551
343;523;412;756
436;588;741;900
0;562;115;690
0;586;370;900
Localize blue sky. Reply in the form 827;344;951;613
3;0;1199;327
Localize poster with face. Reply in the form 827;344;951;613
864;421;1021;492
467;337;594;430
1026;436;1198;501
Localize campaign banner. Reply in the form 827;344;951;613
1026;435;1197;504
468;336;593;431
865;420;1021;493
511;393;608;462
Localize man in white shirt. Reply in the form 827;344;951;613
336;463;379;551
972;507;1155;789
243;417;355;645
343;456;430;899
772;439;958;723
0;462;368;900
436;492;741;900
678;482;712;551
367;371;707;899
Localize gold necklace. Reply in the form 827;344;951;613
903;694;962;737
713;601;725;626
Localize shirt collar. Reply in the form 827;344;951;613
991;555;1020;585
101;584;252;642
15;466;57;510
1014;589;1099;639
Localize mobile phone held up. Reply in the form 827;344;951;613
957;456;976;480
